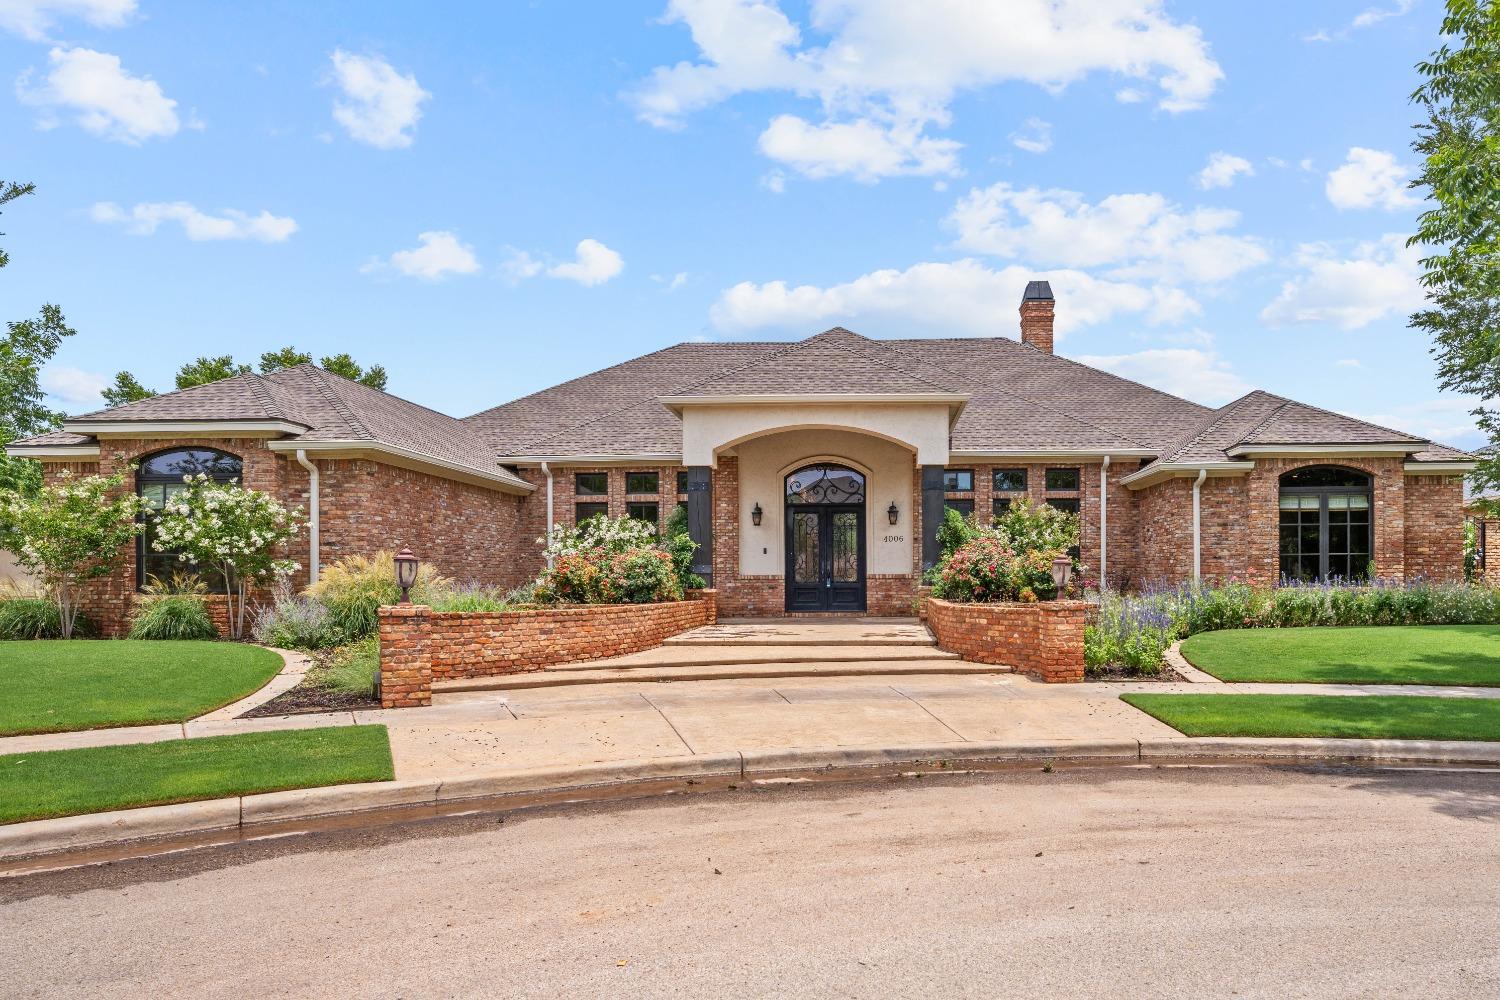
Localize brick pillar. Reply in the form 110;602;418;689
686;466;713;587
378;604;432;708
921;465;945;572
691;587;718;624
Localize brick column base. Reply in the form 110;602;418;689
689;588;718;625
926;597;1089;683
378;604;432;708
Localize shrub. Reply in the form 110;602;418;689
0;598;66;639
541;515;657;560
535;547;684;605
936;507;979;559
252;592;346;649
306;551;453;641
316;638;379;697
663;505;706;590
929;535;1058;603
128;595;218;640
428;583;513;613
992;497;1077;560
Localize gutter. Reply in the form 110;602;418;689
294;450;319;584
1099;455;1109;590
542;461;555;568
1191;468;1207;586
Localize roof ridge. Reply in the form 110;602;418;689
1231;392;1295;450
299;366;373;440
244;372;286;421
817;335;958;394
1156;391;1270;464
1239;392;1428;446
70;370;268;421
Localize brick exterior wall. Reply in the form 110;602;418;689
925;597;1088;683
1246;457;1405;586
377;592;716;707
1405;474;1465;582
38;437;531;636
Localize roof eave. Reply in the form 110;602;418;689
4;443;102;459
660;392;969;416
502;454;683;467
62;419;310;438
266;440;534;494
1225;442;1419;458
1406;461;1477;473
949;448;1157;461
1120;461;1256;489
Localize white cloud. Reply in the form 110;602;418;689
547;238;624;286
1335;358;1362;368
710;258;1193;339
329;50;430;149
499;247;543;283
947;182;1267;284
1195;151;1253;190
1074;348;1252;406
1351;396;1482;448
761;169;787;193
630;0;1223;179
652;271;689;291
0;0;134;40
1260;234;1423;330
1326;147;1418;210
16;46;179;144
40;365;108;407
1353;0;1416;29
1010;117;1051;154
758;114;961;181
376;231;480;280
91;201;297;242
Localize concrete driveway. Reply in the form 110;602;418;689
4;765;1497;999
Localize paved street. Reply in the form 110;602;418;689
4;765;1498;999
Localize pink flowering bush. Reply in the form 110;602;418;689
929;535;1061;603
535;547;683;605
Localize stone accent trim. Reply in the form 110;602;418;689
377;592;717;707
925;597;1088;683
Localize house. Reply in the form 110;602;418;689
8;282;1474;633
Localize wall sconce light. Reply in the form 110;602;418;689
751;502;763;526
887;501;899;526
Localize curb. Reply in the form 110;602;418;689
1165;642;1221;684
5;737;1500;870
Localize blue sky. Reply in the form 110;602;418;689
1;0;1477;448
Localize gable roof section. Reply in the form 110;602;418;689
681;328;960;396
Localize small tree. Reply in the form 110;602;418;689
148;474;304;639
1;469;145;638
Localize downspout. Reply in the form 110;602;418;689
541;461;555;568
1099;455;1110;591
1191;467;1207;587
294;449;319;585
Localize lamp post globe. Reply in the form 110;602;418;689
395;547;419;604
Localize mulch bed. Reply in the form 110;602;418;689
1084;663;1186;683
241;684;378;717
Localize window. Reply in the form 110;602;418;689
575;502;608;523
945;499;974;518
677;470;689;495
1046;497;1080;514
992;468;1026;492
575;472;608;496
786;465;866;504
626;471;659;495
627;501;659;535
943;468;974;492
992;497;1013;519
1045;468;1080;491
1279;466;1372;581
137;447;243;590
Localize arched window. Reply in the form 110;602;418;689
1279;466;1372;582
137;448;242;590
785;465;865;505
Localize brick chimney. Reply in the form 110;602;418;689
1019;280;1055;353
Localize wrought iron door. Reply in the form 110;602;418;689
785;505;866;611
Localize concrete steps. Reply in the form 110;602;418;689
665;622;935;648
545;644;960;671
433;658;1011;693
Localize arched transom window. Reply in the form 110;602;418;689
785;465;866;505
1278;466;1372;582
137;448;243;589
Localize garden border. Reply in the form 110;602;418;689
925;597;1090;683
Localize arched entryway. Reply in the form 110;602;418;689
784;463;867;611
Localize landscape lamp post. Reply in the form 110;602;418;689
1050;555;1073;598
395;547;419;604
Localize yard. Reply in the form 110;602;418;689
1178;625;1500;685
0;640;284;736
1122;693;1500;742
0;726;394;824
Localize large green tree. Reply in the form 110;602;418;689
108;346;387;405
1410;0;1500;495
0;182;75;497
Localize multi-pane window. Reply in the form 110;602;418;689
575;502;608;523
945;498;975;518
943;468;974;491
1046;497;1080;514
992;497;1013;519
1045;468;1080;491
626;472;659;495
627;501;660;535
575;472;608;496
677;470;689;494
993;468;1026;492
1279;467;1372;581
137;448;242;590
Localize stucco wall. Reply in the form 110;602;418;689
681;402;952;466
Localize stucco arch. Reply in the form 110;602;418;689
680;403;950;467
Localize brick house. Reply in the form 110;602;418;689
8;281;1475;631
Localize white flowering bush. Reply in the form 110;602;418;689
149;473;305;639
540;514;657;561
0;468;145;638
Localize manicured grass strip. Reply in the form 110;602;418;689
1121;693;1500;742
0;725;394;825
1179;625;1500;686
0;640;284;736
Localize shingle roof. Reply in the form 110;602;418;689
17;365;529;489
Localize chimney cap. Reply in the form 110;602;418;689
1022;280;1054;301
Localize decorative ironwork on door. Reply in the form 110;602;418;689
785;465;866;505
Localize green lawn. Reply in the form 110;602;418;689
1122;693;1500;742
0;640;284;736
1179;625;1500;685
0;725;394;825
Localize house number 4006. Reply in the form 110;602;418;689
882;534;904;543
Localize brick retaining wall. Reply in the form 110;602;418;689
925;597;1089;683
377;591;717;708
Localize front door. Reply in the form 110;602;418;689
785;505;866;611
